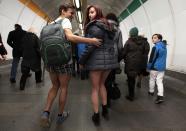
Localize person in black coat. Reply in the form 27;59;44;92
0;33;7;61
122;27;150;101
104;13;123;107
7;24;26;83
19;28;42;90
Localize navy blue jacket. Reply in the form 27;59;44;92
79;20;119;70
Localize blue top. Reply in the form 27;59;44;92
77;43;87;59
147;41;167;71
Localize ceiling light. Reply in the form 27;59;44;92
77;11;82;23
74;0;80;9
79;24;83;30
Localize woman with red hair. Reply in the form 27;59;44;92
79;5;119;126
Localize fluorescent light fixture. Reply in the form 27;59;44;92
74;0;80;9
77;11;82;23
79;24;83;30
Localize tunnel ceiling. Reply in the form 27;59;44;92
32;0;132;31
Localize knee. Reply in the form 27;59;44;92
92;86;98;91
52;82;60;88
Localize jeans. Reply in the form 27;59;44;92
10;57;20;79
149;70;165;96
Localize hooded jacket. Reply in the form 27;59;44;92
107;20;123;61
21;32;41;71
122;36;150;76
79;20;119;70
147;41;167;71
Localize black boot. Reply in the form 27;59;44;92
136;82;141;88
20;74;27;90
92;112;100;126
102;105;109;120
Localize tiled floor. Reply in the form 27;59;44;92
1;67;186;131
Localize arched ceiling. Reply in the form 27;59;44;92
32;0;132;31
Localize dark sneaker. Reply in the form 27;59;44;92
10;78;16;83
20;82;25;90
40;112;50;128
136;82;141;88
36;80;42;83
148;91;154;96
155;96;164;104
56;111;70;124
92;112;100;126
125;95;134;101
28;73;32;77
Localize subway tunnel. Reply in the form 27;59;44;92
0;0;186;130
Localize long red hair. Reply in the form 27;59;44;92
84;5;108;27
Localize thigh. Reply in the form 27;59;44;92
21;66;30;74
58;73;71;89
49;72;60;87
100;70;111;84
150;70;158;80
156;71;165;81
12;57;20;64
89;70;102;88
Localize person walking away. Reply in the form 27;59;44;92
40;3;101;127
7;24;26;83
147;34;167;104
19;27;42;90
122;27;149;101
0;33;7;61
105;13;123;107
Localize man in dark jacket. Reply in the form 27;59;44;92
122;27;150;101
7;24;26;83
19;28;42;90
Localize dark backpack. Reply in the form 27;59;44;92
40;19;71;66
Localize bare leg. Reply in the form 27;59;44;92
44;72;60;112
89;70;102;113
58;74;71;114
100;70;110;105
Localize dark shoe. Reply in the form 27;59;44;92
36;80;42;83
20;82;25;90
113;82;118;87
102;105;109;120
40;111;50;128
56;111;70;124
136;82;141;88
10;78;16;83
107;98;111;108
28;73;32;77
125;95;134;101
155;96;164;104
148;91;154;96
92;112;100;126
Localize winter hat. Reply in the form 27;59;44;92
129;27;139;37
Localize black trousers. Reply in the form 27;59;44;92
127;75;136;98
20;66;42;89
80;69;89;80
